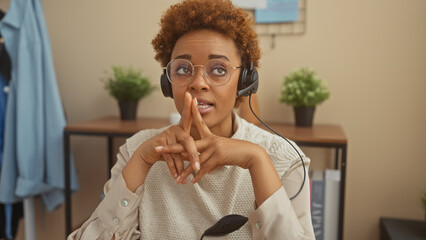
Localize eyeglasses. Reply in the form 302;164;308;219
164;58;241;86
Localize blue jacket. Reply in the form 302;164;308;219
0;74;6;167
0;0;79;211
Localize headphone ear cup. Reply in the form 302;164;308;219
238;67;248;93
237;65;259;97
249;68;259;94
161;71;173;98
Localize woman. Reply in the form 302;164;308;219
69;0;314;239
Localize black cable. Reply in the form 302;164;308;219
248;95;306;200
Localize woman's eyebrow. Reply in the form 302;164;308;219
209;54;230;61
173;54;191;60
173;54;230;61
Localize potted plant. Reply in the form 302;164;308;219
279;67;330;127
103;66;155;120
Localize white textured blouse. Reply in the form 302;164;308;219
68;114;315;240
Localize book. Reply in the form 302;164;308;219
310;170;325;240
323;169;341;240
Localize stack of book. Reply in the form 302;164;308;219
310;169;341;240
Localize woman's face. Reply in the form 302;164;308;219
171;30;241;138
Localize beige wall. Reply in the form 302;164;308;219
1;0;425;239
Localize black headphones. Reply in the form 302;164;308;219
160;60;259;98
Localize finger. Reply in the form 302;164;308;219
166;135;183;178
177;133;200;171
156;139;208;154
165;137;178;179
192;162;217;183
162;153;177;179
173;153;184;176
178;149;213;183
179;92;193;132
181;152;189;160
177;163;195;184
191;147;216;183
155;143;185;154
192;98;213;138
155;137;200;172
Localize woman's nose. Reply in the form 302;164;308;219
189;67;209;92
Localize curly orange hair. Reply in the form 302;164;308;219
151;0;260;69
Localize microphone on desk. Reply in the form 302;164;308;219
200;214;248;240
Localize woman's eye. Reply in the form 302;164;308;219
176;66;191;75
211;66;227;76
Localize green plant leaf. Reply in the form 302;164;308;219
103;66;156;102
278;67;330;107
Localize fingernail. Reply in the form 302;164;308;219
174;173;178;179
194;97;197;105
176;176;181;183
154;146;163;152
194;162;200;171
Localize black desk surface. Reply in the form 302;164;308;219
380;217;426;240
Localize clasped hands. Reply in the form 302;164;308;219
135;92;260;184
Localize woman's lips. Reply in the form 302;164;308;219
196;98;214;114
